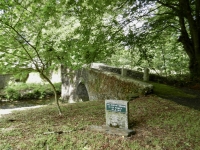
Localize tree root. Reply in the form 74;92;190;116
43;127;85;135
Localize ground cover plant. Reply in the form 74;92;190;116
2;83;61;101
0;95;199;150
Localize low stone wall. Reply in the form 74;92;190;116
26;68;61;84
86;69;153;101
99;65;169;83
0;74;11;89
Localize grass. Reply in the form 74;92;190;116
149;82;196;99
0;96;200;150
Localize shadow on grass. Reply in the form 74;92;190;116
129;120;143;129
158;94;200;111
150;82;200;111
0;98;54;109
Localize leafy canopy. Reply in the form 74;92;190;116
0;0;119;75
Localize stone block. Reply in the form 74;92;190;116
105;100;129;129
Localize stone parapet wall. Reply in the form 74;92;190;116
99;65;168;83
0;74;11;89
86;69;153;101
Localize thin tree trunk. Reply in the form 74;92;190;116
40;72;62;115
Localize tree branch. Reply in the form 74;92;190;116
13;0;42;21
157;0;179;12
178;7;194;58
4;23;48;72
4;23;36;50
0;48;29;60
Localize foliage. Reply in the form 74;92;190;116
0;0;70;114
0;0;118;72
5;88;21;100
4;82;61;101
0;0;122;114
108;32;190;77
115;0;200;80
0;96;200;149
1;0;200;115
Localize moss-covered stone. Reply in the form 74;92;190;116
61;66;153;102
87;69;153;100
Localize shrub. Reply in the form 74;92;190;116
5;88;21;101
4;82;61;101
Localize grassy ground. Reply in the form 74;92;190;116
0;95;199;150
150;82;200;111
150;82;196;99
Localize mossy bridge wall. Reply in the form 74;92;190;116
61;64;153;103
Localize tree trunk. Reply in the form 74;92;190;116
188;53;200;81
179;35;200;81
40;72;62;115
178;0;200;81
51;82;62;115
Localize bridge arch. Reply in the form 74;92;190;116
76;82;89;101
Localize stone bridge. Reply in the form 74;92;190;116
61;63;153;103
0;74;11;89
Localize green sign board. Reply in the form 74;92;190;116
106;103;126;113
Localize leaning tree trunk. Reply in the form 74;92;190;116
40;72;62;115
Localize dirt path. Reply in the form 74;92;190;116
0;105;44;118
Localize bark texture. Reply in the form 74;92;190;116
158;0;200;80
178;0;200;80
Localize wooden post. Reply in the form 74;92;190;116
121;67;127;77
143;68;149;81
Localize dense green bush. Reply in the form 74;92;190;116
6;88;21;100
4;83;61;101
